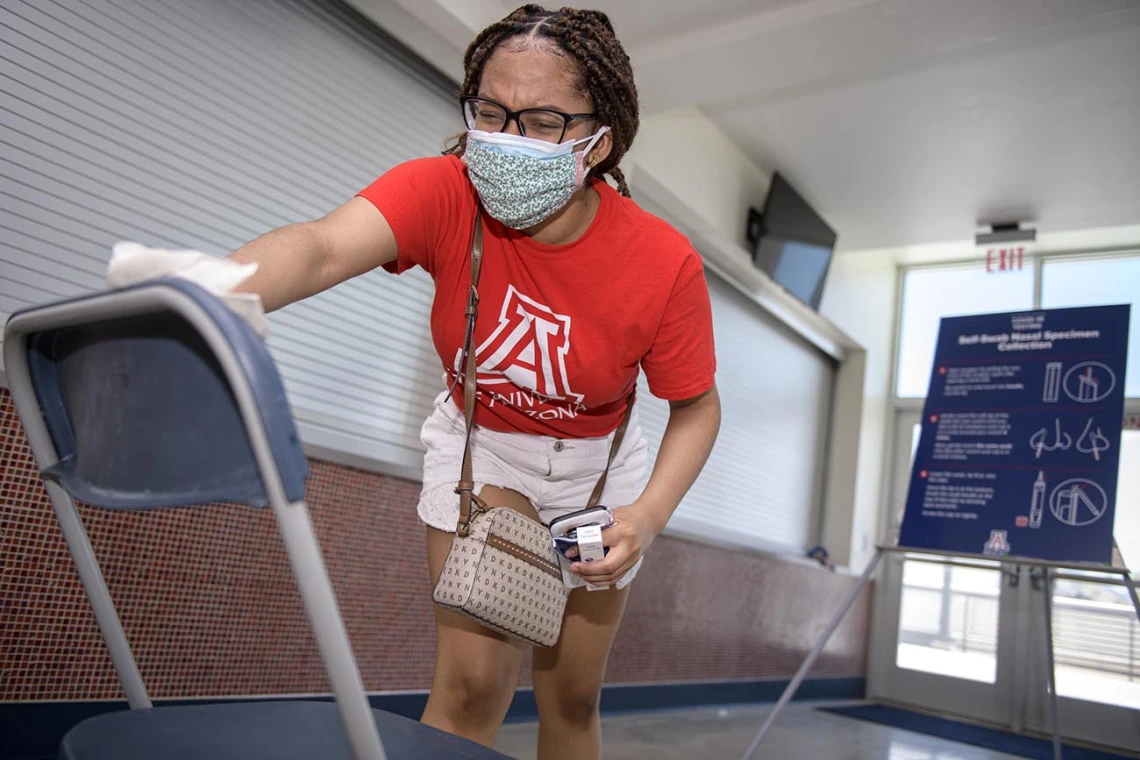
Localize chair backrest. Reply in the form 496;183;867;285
6;278;307;509
5;279;392;759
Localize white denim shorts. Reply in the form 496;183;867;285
417;390;650;589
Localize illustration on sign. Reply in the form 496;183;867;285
1075;419;1111;461
898;305;1130;564
1063;362;1116;403
1043;362;1062;402
1029;471;1045;529
1029;419;1070;457
1048;479;1107;527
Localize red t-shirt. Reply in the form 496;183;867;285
358;155;716;438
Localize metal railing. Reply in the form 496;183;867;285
1051;597;1138;679
899;585;1138;680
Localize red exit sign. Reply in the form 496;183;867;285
985;246;1026;272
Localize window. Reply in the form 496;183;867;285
896;254;1139;400
896;265;1035;397
1051;573;1140;710
896;561;1000;684
1114;430;1140;572
1041;255;1140;397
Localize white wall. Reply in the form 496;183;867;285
632;108;771;251
818;251;898;570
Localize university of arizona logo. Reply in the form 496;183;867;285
454;286;585;419
982;530;1011;557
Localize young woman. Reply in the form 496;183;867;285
230;6;720;758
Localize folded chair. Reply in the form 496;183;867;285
3;278;509;759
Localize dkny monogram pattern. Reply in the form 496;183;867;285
433;508;568;647
431;211;632;647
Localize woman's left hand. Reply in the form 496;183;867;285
569;503;660;586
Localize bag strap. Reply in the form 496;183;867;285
455;211;485;537
585;395;633;509
453;210;634;537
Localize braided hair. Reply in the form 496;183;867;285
445;5;639;197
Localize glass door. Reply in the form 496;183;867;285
870;411;1017;724
872;551;1018;724
1020;569;1140;750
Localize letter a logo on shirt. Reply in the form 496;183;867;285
471;286;583;403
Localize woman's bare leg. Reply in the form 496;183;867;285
420;485;540;746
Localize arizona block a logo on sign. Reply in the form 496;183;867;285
983;530;1011;557
456;286;586;420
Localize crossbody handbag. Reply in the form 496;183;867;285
430;211;632;647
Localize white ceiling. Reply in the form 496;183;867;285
354;0;1140;251
586;0;811;50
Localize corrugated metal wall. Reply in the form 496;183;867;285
1;0;457;477
637;271;834;553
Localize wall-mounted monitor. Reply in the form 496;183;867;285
748;173;837;311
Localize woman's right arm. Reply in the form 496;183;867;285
228;196;397;312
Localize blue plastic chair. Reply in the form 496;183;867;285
3;279;508;760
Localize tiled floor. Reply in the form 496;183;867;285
493;702;1029;760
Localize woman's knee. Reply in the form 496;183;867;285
433;658;518;721
537;676;603;726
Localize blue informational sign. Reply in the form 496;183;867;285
899;305;1131;564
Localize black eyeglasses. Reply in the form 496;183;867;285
461;96;596;144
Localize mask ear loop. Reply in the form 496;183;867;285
577;126;611;176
